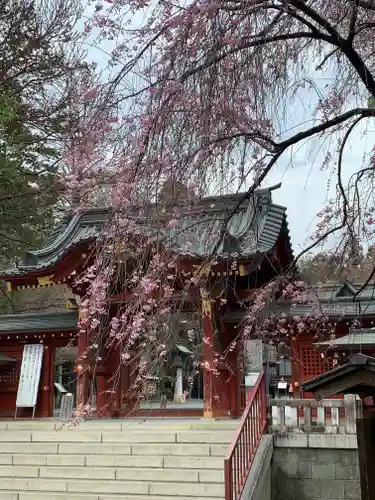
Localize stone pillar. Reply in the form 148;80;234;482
357;407;375;500
174;367;184;403
201;289;215;418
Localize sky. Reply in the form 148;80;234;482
84;23;375;255
259;73;375;254
267;112;375;254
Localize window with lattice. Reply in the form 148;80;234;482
0;363;19;385
300;346;330;380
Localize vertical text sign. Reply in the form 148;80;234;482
16;344;44;408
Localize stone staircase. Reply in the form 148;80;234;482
0;418;238;500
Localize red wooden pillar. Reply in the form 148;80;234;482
76;326;89;411
120;356;138;414
40;345;54;417
201;291;215;418
96;348;119;417
291;336;300;398
96;371;111;417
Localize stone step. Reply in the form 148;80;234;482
163;455;224;469
0;421;230;499
130;443;228;456
0;430;233;444
0;465;224;483
0;478;224;497
17;494;212;500
1;420;238;431
0;441;228;457
2;452;225;469
114;468;223;484
19;494;97;500
102;430;234;444
13;454;88;466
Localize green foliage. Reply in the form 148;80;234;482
0;96;16;125
0;92;59;262
0;0;88;265
368;95;375;109
299;248;375;284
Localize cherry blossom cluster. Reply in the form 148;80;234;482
59;0;375;406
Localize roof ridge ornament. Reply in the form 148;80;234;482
222;230;241;254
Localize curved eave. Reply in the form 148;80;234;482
1;217;293;282
28;208;111;259
20;237;94;274
1;187;294;280
0;310;78;334
0;239;95;285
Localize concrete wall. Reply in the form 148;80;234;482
240;435;273;500
272;434;360;500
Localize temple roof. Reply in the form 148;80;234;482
0;310;78;333
313;328;375;351
224;279;375;324
289;279;375;318
2;184;292;277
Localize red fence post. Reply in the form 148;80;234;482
224;459;233;500
224;370;268;500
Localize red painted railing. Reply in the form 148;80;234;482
224;370;267;500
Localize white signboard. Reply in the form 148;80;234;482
245;373;260;388
16;344;44;409
277;381;288;390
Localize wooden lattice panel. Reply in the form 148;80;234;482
300;345;330;380
0;364;18;385
142;379;159;397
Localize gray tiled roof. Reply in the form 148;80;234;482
2;185;292;277
0;310;78;333
225;280;375;323
288;280;375;318
313;328;375;349
290;301;375;318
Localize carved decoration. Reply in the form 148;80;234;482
193;263;211;279
64;298;78;309
201;298;212;318
37;275;54;287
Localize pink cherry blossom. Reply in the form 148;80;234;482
60;0;375;409
166;218;178;228
83;88;98;100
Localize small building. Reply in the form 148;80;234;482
288;279;375;398
0;310;77;417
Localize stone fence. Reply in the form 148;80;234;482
269;396;360;434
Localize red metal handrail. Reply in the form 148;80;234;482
224;370;267;500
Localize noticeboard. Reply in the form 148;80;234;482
16;344;44;409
